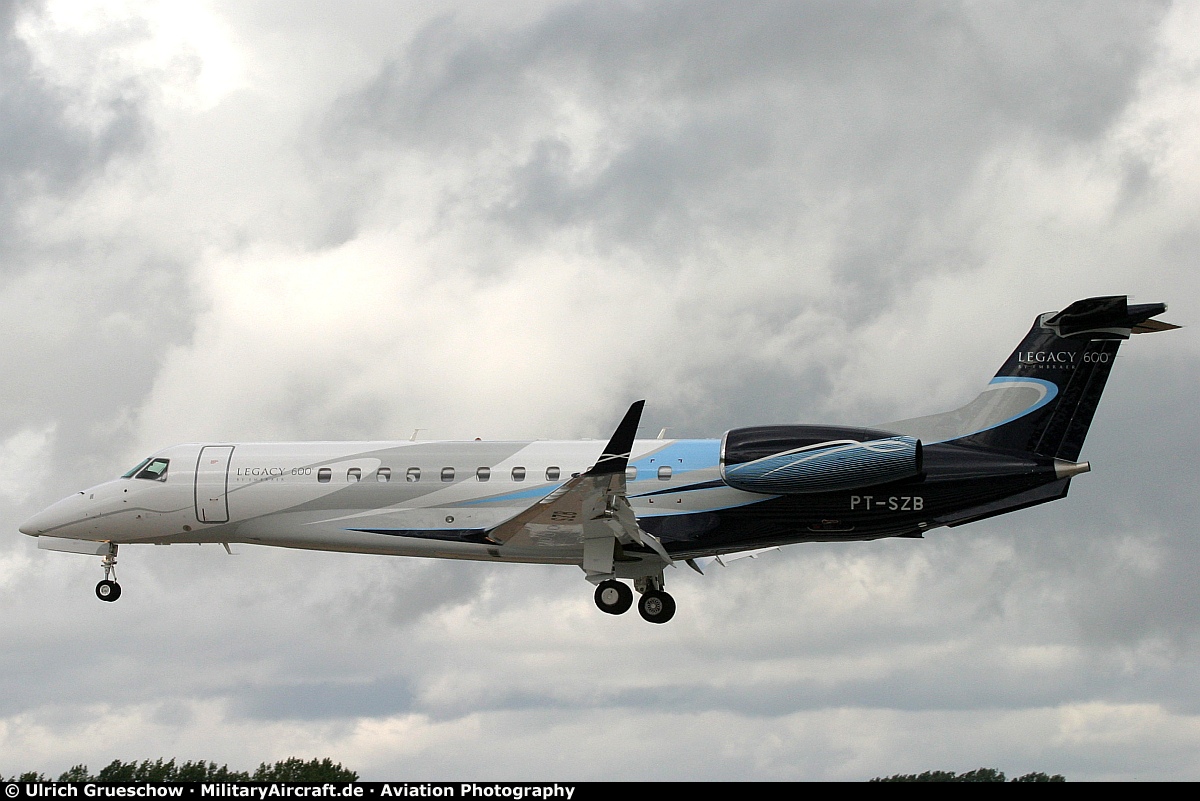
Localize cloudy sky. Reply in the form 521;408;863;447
1;0;1197;781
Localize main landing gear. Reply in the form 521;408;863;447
594;580;633;615
593;577;676;624
95;543;121;602
637;589;676;624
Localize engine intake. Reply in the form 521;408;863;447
721;425;922;494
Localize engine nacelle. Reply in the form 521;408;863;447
720;425;922;494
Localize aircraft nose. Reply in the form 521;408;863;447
20;510;49;536
20;494;85;536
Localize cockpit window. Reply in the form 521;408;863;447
122;458;152;479
134;458;169;482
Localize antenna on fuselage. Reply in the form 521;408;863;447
657;428;669;439
410;429;423;442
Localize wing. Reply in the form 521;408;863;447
485;400;673;582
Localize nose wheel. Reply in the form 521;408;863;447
96;543;121;602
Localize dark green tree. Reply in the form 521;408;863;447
57;765;91;782
251;757;357;782
871;769;989;782
1012;772;1067;782
174;761;251;782
871;767;1065;782
9;757;354;783
96;759;176;782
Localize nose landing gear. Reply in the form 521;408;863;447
95;543;121;602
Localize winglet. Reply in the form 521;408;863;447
585;400;645;476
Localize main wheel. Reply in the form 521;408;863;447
638;590;676;624
96;580;122;602
594;580;633;615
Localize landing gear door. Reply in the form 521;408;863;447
195;445;234;524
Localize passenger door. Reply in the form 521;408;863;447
195;445;234;523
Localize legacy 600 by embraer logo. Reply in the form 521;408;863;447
1018;351;1110;365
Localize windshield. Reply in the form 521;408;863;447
121;457;170;481
121;458;152;478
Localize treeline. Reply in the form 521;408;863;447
3;759;1063;783
1;757;356;783
871;768;1065;782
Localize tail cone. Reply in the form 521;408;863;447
1054;459;1091;479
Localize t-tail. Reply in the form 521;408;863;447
884;296;1179;460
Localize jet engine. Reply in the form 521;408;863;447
720;425;922;494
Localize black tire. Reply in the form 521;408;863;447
594;580;633;615
638;590;676;624
96;580;122;602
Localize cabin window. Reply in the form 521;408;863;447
377;467;392;483
477;467;491;482
511;467;526;482
658;466;672;481
441;467;455;482
626;466;637;480
134;458;170;482
546;466;560;481
347;468;361;483
406;467;421;483
317;468;332;483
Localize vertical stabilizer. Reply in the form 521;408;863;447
883;296;1175;459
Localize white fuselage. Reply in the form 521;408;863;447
21;438;762;566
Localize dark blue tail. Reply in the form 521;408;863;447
955;296;1173;459
882;296;1176;459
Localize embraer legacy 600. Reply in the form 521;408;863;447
21;296;1178;623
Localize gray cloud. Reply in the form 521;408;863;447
325;1;1167;296
0;1;196;506
0;0;145;257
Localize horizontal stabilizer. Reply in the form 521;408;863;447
1043;296;1173;339
1131;318;1181;334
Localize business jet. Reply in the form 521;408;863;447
20;296;1178;623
